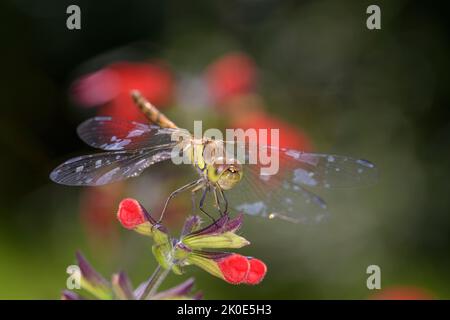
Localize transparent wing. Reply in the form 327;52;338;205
220;142;378;223
77;116;185;151
222;142;378;188
276;148;378;188
49;145;175;186
223;163;330;224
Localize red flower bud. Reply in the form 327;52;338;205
217;254;250;285
244;257;267;285
117;198;147;229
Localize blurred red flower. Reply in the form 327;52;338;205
231;111;313;151
206;52;257;105
73;61;174;243
80;184;124;245
370;286;434;300
72;61;174;122
205;52;311;151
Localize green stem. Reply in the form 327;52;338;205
140;265;171;300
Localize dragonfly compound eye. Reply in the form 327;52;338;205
217;164;243;190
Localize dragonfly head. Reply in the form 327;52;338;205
208;157;243;190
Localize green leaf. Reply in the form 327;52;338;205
111;272;135;300
186;254;223;279
80;277;113;300
182;232;250;249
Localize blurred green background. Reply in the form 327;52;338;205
0;0;449;299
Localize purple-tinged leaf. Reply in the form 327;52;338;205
193;250;233;261
61;290;83;300
192;292;204;300
76;252;110;288
187;214;243;237
76;251;112;299
221;214;244;233
112;271;135;300
181;215;202;236
150;278;196;300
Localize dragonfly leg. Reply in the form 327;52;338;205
190;180;206;215
199;187;217;223
158;180;201;223
217;187;228;214
213;188;222;216
213;187;228;217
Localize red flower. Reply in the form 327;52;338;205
217;254;267;285
206;52;257;104
117;198;156;229
117;198;147;229
116;198;167;239
71;68;120;107
217;254;249;284
245;257;267;285
71;61;174;122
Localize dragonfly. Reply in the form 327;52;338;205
50;91;378;224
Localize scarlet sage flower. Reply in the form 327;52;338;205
71;62;174;122
117;198;168;237
187;252;267;285
116;198;267;286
